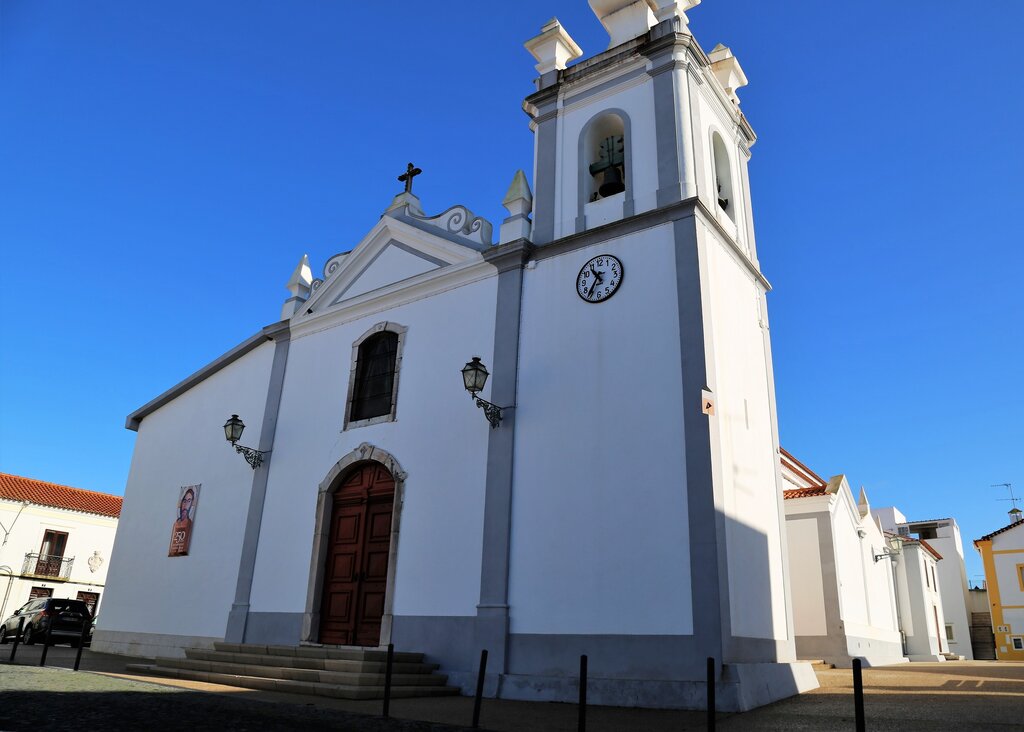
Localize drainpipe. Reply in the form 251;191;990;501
0;566;13;622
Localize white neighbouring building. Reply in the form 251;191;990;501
874;507;974;660
0;473;121;623
95;1;819;710
779;450;905;667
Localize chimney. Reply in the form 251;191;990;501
1010;507;1023;524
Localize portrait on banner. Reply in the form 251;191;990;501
168;484;200;557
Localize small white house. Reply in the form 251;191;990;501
888;532;948;661
0;473;121;622
780;449;905;667
874;508;973;659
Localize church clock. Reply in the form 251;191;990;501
576;254;623;303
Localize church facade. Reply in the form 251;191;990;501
95;1;817;710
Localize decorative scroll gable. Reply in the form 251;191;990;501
397;204;494;250
298;215;485;318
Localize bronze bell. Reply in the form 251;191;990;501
598;165;625;197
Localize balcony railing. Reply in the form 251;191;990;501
21;553;74;580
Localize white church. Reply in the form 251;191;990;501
96;0;820;710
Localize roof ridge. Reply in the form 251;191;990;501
0;472;120;499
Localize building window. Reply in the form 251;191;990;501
931;565;937;591
924;563;930;589
77;591;100;615
1017;563;1024;592
1013;637;1024;651
35;530;68;577
29;586;52;601
344;323;407;429
945;624;955;642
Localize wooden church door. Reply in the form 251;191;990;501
319;463;394;646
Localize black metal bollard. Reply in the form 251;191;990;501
852;658;865;732
471;648;488;728
578;654;587;732
382;643;394;718
73;619;90;671
707;656;716;731
39;618;55;667
8;618;24;663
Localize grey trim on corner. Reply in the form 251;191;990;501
225;323;292;643
575;108;636;234
126;321;288;431
530;100;559;246
475;239;531;676
650;65;683;208
672;215;724;664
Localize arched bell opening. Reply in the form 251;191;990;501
583;112;628;203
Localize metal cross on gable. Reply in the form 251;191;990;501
398;162;422;193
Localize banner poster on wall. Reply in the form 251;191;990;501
168;484;200;557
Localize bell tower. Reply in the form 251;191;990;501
505;0;814;710
525;0;758;265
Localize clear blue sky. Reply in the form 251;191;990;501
1;1;1021;585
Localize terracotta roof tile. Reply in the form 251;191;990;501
974;519;1024;545
0;473;122;518
918;538;943;561
783;486;829;500
779;447;828;488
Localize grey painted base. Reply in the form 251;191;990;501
796;633;907;669
244;612;303;645
389;619;818;711
497;662;818;712
91;629;219;659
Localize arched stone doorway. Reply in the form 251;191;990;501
302;443;406;646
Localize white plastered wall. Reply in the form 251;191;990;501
96;342;275;651
783;514;827;636
700;220;787;641
247;276;496;619
828;488;900;654
510;224;692;635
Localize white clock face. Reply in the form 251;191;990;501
576;255;623;303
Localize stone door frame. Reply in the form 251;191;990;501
302;443;406;647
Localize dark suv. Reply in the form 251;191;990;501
0;597;92;646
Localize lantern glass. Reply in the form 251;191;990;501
461;357;489;395
887;535;903;556
224;414;245;443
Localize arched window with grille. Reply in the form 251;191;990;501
344;323;407;428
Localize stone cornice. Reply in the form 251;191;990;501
126;320;290;431
483;238;535;273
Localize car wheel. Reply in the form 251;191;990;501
0;627;7;644
22;625;34;645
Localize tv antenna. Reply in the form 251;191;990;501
992;483;1020;510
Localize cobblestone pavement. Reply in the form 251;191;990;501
2;647;1023;731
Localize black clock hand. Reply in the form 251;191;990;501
588;271;603;297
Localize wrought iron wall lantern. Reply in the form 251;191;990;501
461;357;510;429
873;534;904;563
223;414;269;470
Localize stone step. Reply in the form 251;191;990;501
213;642;424;664
126;664;460;700
802;659;836;669
158;657;448;686
186;648;438;674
